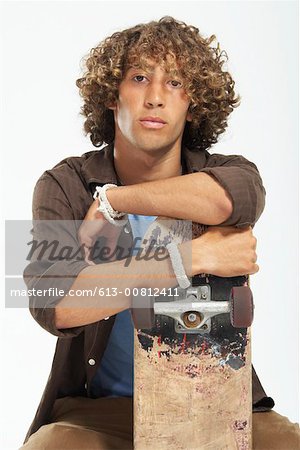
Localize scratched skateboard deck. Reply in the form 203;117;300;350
132;218;252;450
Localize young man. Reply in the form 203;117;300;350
22;17;299;450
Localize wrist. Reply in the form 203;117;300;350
131;249;178;290
93;184;128;226
178;240;204;277
106;185;124;213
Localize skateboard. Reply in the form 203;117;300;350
131;218;253;450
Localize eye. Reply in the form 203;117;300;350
169;80;183;88
133;75;147;83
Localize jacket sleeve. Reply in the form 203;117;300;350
200;153;266;227
23;172;89;338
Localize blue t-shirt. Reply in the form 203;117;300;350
90;214;157;398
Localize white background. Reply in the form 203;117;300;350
1;1;299;448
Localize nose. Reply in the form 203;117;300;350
144;82;165;108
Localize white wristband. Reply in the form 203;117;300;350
93;184;128;227
166;242;191;289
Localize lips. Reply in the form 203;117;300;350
139;116;167;129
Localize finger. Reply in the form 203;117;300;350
83;245;96;266
252;251;257;263
79;235;95;249
252;236;257;249
85;257;96;266
251;264;259;274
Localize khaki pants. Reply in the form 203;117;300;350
21;396;300;450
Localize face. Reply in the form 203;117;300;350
110;62;192;153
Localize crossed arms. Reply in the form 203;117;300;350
24;152;265;335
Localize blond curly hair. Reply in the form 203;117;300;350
76;16;240;151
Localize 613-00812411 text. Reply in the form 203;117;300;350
10;287;180;298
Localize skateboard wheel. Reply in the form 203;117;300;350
130;290;155;330
230;286;254;328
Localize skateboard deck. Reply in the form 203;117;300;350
132;218;252;450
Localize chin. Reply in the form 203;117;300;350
133;139;174;153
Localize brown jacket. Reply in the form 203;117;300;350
23;144;274;443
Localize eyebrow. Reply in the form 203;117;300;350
126;66;182;79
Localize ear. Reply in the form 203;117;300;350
186;102;196;122
186;110;192;122
107;102;117;111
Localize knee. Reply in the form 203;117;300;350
20;423;72;449
253;411;300;450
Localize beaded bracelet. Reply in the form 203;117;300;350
93;184;128;227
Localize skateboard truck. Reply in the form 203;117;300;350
155;286;214;334
131;285;254;332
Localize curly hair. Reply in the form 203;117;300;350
76;16;240;151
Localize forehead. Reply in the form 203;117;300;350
125;62;177;76
125;53;181;77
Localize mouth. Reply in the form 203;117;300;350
139;116;167;129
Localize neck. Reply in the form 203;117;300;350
113;140;183;186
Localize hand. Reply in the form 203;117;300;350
188;226;258;277
78;199;123;265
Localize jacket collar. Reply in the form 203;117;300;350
81;143;208;189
